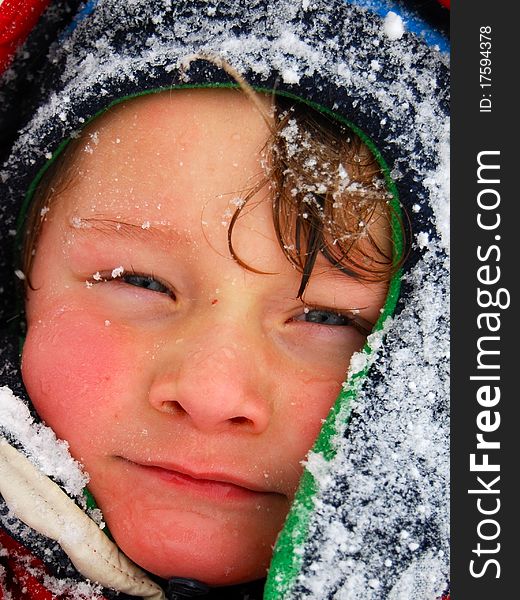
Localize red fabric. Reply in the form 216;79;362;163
0;529;108;599
438;0;450;8
0;529;55;599
0;0;51;74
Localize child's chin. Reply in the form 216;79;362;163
108;510;272;587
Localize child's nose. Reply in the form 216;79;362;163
148;329;272;434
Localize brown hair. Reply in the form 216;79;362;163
21;89;402;297
229;96;398;298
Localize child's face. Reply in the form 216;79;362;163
22;90;388;585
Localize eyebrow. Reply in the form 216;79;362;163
67;216;189;247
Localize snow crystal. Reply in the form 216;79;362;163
282;68;301;84
231;197;246;208
416;231;430;249
347;350;369;377
0;387;88;496
40;572;104;599
346;318;391;380
423;137;450;251
305;451;333;489
71;216;87;228
383;12;405;41
111;265;124;278
337;164;349;183
387;552;447;600
14;269;25;281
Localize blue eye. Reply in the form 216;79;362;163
121;274;173;297
301;309;353;326
294;307;372;335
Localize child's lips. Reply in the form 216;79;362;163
122;458;282;501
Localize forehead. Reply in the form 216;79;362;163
59;88;273;220
44;88;292;273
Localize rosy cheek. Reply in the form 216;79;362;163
21;310;133;446
299;378;342;437
277;376;342;487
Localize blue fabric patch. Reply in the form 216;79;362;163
343;0;450;53
58;0;99;42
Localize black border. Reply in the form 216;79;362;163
452;2;515;598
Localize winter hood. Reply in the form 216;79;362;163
0;1;450;598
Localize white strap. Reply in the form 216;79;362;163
0;438;165;599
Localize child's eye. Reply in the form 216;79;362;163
297;309;352;326
294;307;372;336
121;274;173;297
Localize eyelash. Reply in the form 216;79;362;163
121;273;174;297
91;271;175;298
293;306;372;335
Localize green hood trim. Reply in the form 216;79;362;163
264;269;401;600
15;82;402;598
